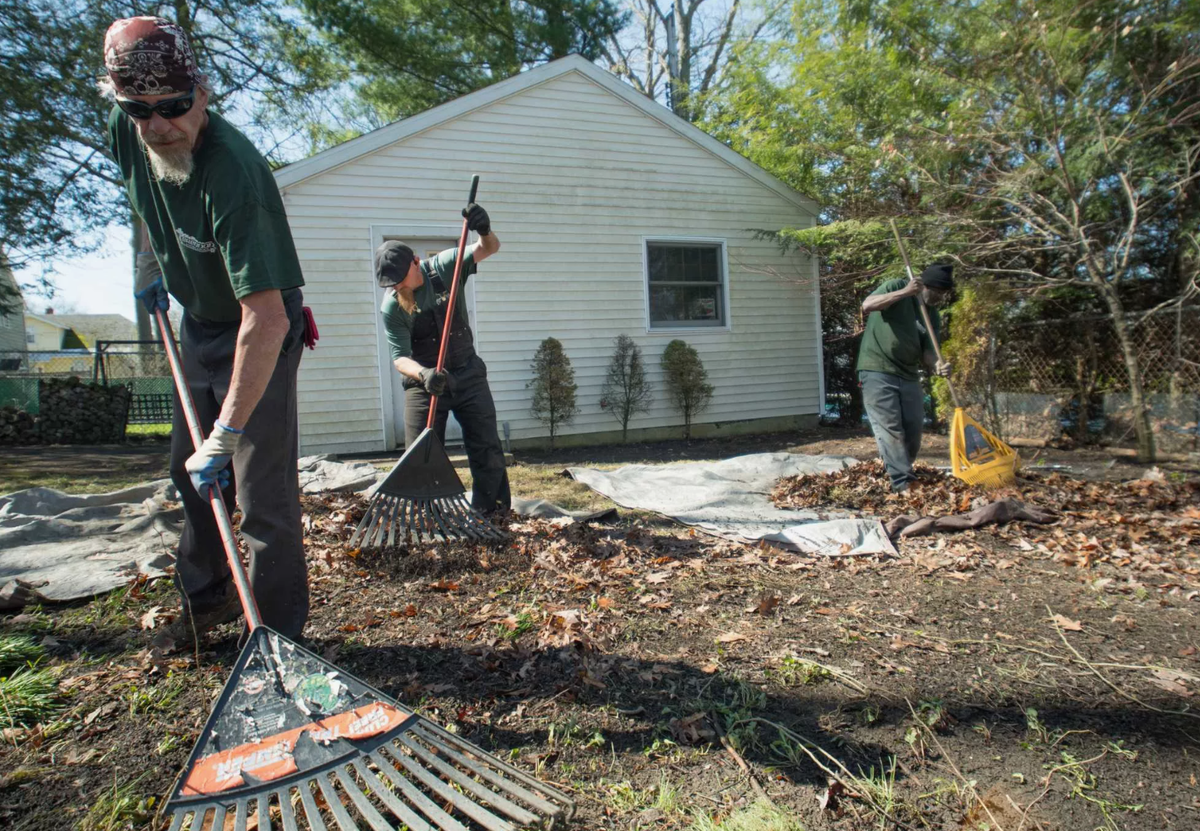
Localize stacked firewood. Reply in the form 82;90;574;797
0;406;38;445
36;378;131;444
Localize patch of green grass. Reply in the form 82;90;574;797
689;799;805;831
125;671;186;716
602;775;681;814
0;634;43;671
79;774;155;831
771;656;832;687
0;666;60;728
507;461;619;511
125;423;171;438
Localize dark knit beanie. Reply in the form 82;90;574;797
920;263;954;290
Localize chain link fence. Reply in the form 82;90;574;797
959;306;1200;453
0;341;172;427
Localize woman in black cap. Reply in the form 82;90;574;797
855;263;954;491
374;204;510;515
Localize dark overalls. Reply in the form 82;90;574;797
403;272;511;514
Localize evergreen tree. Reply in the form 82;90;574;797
600;334;652;441
528;336;578;448
661;339;712;439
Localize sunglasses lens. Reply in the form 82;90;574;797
117;91;193;120
159;98;194;119
117;98;154;119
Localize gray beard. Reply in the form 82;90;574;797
143;140;194;186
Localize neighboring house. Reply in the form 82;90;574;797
51;314;137;349
276;55;822;455
0;256;27;363
24;312;86;351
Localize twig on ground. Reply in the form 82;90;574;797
735;716;923;831
905;699;1004;830
713;715;772;804
1047;606;1200;721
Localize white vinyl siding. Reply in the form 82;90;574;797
281;63;818;454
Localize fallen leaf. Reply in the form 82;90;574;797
429;579;460;592
1051;614;1083;631
645;571;671;585
716;632;748;644
754;595;781;615
597;597;615;609
139;606;166;630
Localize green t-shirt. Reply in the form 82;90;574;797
108;108;304;322
855;278;941;381
381;246;476;363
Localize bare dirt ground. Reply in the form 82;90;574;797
1;427;1198;830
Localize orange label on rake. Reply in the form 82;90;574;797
182;703;410;795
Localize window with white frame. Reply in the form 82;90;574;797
645;240;726;329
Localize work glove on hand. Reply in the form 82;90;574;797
463;203;491;236
934;358;952;377
419;367;449;396
185;420;241;497
134;252;170;314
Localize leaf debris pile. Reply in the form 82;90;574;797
771;460;993;514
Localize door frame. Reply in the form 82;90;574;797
368;223;474;449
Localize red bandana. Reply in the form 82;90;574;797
104;17;203;97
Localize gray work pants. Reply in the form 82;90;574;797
169;289;309;638
404;355;511;514
859;370;925;491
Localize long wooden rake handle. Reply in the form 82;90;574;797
426;174;480;430
155;306;264;631
888;218;961;408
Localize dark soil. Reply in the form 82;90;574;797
1;430;1199;830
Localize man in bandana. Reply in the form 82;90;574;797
101;17;309;643
856;264;955;492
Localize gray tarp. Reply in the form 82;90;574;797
567;452;896;556
0;452;893;609
0;481;180;608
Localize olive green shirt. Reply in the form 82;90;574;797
855;278;940;381
381;247;476;362
108;108;304;322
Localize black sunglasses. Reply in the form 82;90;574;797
116;88;196;121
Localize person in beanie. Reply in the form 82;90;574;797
375;209;510;514
856;263;955;491
100;17;309;643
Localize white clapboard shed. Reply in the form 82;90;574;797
276;55;822;455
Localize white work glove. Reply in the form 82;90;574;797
185;420;242;497
934;358;952;377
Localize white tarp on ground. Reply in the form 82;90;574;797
568;452;896;556
0;481;180;608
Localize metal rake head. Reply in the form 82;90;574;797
350;493;508;549
165;628;573;831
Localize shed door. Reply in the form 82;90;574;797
378;238;477;448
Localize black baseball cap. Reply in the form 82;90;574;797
374;240;415;288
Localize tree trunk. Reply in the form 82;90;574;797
1099;288;1157;461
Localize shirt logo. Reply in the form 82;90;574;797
176;228;217;254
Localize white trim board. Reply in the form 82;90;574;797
274;56;818;218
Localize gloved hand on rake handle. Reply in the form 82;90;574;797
419;367;449;396
134;252;170;313
185;420;241;496
462;202;490;237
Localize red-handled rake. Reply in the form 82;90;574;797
350;175;507;549
155;305;573;830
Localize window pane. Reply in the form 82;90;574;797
647;242;725;327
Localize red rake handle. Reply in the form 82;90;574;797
426;174;479;429
155;307;264;631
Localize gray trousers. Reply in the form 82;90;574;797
859;370;925;491
404;355;511;514
169;289;309;638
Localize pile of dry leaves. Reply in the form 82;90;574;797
773;460;1199;518
771;460;996;515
